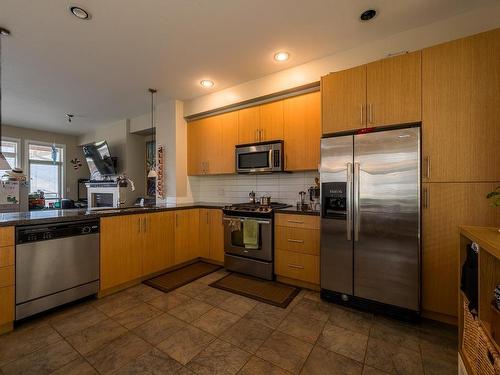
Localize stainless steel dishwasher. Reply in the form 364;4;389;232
15;219;100;320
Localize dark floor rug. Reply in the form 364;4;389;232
144;261;222;293
210;272;300;308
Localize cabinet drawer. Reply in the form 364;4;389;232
275;226;319;255
275;214;319;230
0;266;14;288
0;227;14;247
0;246;14;267
0;286;14;326
275;250;319;284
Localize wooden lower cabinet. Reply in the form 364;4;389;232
142;212;175;275
275;250;319;285
174;209;200;264
274;214;320;286
209;210;224;263
0;229;15;332
275;226;319;256
422;182;500;320
100;214;144;291
199;209;224;263
0;286;14;329
199;209;211;259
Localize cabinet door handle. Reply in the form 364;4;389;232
423;187;429;209
138;217;142;233
287;239;304;243
424;156;431;180
360;105;364;125
287;220;304;224
260;129;264;141
288;264;304;270
368;104;373;124
255;129;259;141
206;161;209;174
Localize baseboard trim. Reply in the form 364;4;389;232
276;276;320;291
422;309;458;326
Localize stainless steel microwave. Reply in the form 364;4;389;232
235;141;284;173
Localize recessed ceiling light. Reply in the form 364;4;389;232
200;79;214;88
360;9;377;21
0;28;10;36
70;6;91;20
274;51;290;62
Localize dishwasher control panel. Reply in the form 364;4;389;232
16;220;100;244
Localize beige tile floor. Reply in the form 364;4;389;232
0;269;457;375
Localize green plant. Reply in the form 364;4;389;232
487;186;500;207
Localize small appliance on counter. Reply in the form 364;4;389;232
0;168;29;212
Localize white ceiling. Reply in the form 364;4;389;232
0;0;495;135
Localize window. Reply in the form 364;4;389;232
0;137;20;175
26;141;65;206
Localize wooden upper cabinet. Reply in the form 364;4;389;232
422;28;500;182
283;91;321;171
366;51;422;127
260;100;284;141
142;212;175;275
421;182;500;319
100;214;143;290
187;118;204;175
187;112;237;176
238;106;260;144
321;65;367;134
218;112;238;174
174;209;200;264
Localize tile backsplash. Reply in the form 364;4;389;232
189;171;319;205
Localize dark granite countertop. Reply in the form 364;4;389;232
275;206;320;216
0;202;226;227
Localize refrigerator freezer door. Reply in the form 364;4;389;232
353;127;420;311
320;135;354;295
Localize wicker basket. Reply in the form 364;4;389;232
477;327;500;375
462;296;479;374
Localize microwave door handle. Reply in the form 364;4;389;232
269;149;273;169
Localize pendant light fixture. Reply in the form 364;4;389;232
147;88;158;178
0;27;12;171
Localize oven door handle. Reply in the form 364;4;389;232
222;217;271;225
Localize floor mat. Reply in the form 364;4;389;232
210;272;300;308
144;261;222;293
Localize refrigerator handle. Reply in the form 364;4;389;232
346;162;353;241
354;162;361;242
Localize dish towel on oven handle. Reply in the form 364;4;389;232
228;218;242;232
243;219;259;249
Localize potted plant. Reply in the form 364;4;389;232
487;186;500;207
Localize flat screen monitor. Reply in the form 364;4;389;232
82;141;117;179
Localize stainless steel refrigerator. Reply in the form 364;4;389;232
320;126;420;313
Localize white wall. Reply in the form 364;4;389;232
3;124;87;201
184;2;500;116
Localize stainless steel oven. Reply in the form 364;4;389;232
223;215;273;262
236;141;283;173
223;215;274;280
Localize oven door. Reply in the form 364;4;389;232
223;215;273;261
